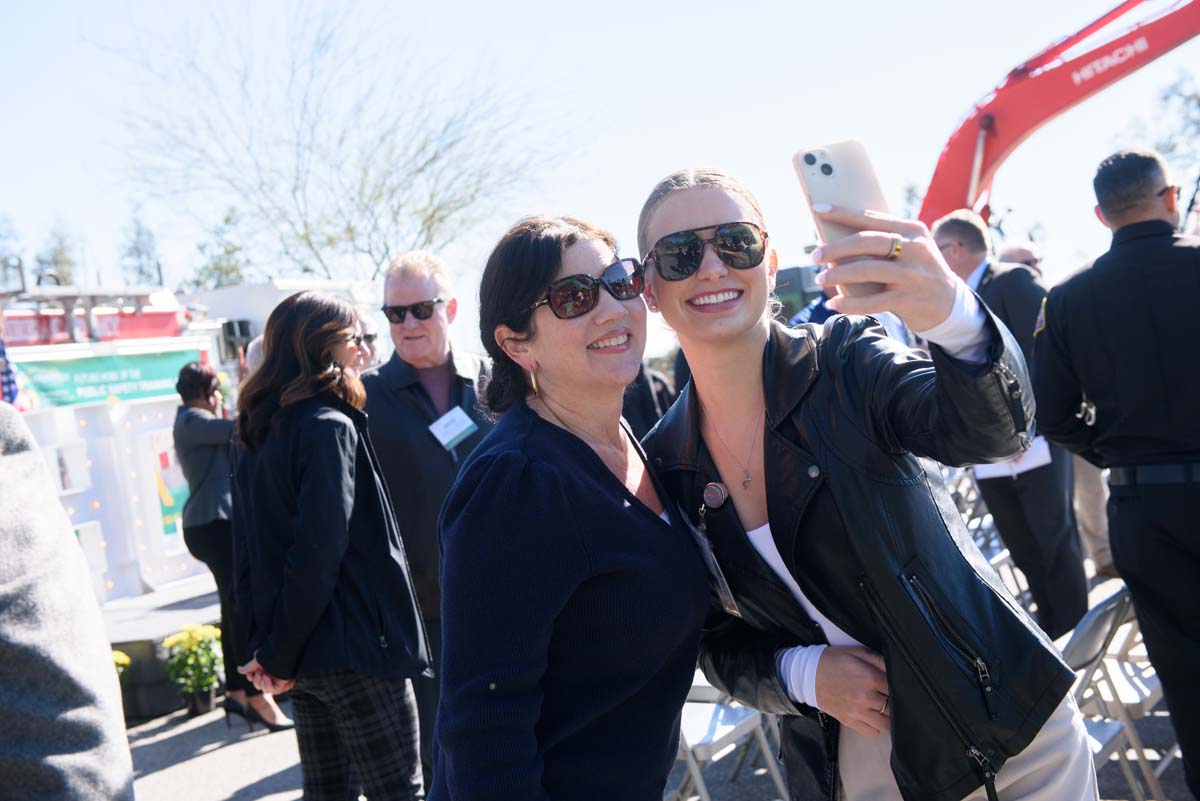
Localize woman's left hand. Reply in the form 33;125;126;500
810;205;960;332
238;655;295;694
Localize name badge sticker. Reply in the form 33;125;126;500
677;503;742;618
428;407;479;451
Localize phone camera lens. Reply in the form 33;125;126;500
803;153;817;166
821;163;833;175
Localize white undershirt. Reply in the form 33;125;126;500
768;280;990;708
748;522;861;708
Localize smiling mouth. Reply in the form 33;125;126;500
687;289;742;307
588;332;631;350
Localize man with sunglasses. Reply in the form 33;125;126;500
361;251;493;790
1032;147;1200;797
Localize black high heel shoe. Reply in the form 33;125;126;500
242;700;296;733
223;697;251;730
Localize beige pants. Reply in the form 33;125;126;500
1073;455;1111;567
837;693;1097;801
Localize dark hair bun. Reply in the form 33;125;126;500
176;362;219;402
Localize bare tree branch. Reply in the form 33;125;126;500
115;4;550;281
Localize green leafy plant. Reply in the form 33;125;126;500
162;624;223;694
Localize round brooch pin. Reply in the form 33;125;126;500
703;481;729;509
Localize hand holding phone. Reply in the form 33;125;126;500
793;140;890;297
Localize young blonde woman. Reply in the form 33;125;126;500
637;168;1097;801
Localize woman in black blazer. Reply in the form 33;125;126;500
234;290;431;801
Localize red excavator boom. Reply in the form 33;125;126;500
919;0;1200;226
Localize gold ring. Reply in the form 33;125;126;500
880;695;889;714
886;234;903;261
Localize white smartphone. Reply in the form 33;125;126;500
793;139;890;296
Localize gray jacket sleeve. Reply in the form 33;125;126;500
0;404;135;801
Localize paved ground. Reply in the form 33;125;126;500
129;695;1191;801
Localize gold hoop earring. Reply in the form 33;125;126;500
529;370;540;398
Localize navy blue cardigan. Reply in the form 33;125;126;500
431;402;711;801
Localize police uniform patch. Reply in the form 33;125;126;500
1033;296;1047;337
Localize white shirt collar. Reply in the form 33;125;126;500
966;258;989;292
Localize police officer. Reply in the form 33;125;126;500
1032;147;1200;797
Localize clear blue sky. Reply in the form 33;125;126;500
2;0;1196;353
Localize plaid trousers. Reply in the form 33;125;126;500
292;669;424;801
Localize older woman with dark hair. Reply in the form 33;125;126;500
172;361;291;730
233;291;430;801
431;217;710;801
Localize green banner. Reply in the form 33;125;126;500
15;350;201;408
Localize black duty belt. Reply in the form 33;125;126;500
1108;463;1200;486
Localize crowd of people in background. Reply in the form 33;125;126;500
0;145;1196;801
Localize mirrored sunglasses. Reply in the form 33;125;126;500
647;221;767;282
530;258;645;320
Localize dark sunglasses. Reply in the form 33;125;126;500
381;298;444;324
530;258;645;320
345;333;369;349
646;221;768;281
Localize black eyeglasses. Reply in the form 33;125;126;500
530;258;645;320
381;298;445;324
345;333;368;349
646;221;768;281
1156;185;1181;200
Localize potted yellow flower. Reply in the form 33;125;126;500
112;650;131;676
162;624;223;716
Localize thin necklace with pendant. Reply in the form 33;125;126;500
702;401;765;490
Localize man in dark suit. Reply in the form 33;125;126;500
1032;148;1200;795
933;210;1087;638
0;403;134;800
362;251;493;788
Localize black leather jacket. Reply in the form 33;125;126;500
643;314;1073;801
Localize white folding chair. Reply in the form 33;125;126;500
1061;587;1166;801
666;701;787;801
943;467;1037;614
686;668;783;784
1090;611;1181;783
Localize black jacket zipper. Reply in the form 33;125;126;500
908;575;997;721
860;578;1000;800
990;362;1026;438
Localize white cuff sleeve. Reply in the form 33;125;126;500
776;644;828;709
914;278;990;364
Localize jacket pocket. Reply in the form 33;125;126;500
860;577;1002;799
365;581;389;652
903;561;998;722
